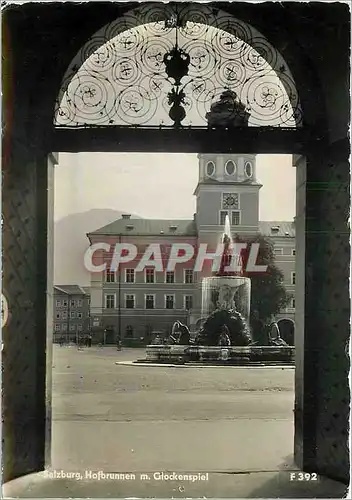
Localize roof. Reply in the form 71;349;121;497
54;285;88;295
258;221;295;237
88;218;198;237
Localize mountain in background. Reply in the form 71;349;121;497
54;209;141;286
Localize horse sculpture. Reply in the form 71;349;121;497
169;321;191;345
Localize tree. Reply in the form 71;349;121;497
234;233;292;342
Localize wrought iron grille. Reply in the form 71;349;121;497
55;4;302;129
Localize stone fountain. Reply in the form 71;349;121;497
143;215;294;365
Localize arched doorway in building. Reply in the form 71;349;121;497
1;1;350;491
278;318;295;346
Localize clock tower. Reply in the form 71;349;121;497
194;154;262;244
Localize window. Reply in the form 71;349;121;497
274;248;283;255
125;325;133;338
87;298;91;306
62;311;67;320
70;324;76;331
105;270;116;283
63;300;68;307
145;268;155;284
225;160;236;176
184;269;194;284
291;249;296;256
231;211;240;226
184;295;193;310
61;323;67;331
55;312;61;319
222;192;239;209
105;294;116;309
77;299;83;307
54;324;60;332
245;161;253;178
70;311;76;319
165;295;175;309
125;268;135;283
206;160;215;177
220;210;228;226
125;294;135;309
165;271;175;283
291;298;296;308
55;300;62;307
77;312;83;319
77;324;83;331
70;299;76;307
145;295;155;309
291;272;296;285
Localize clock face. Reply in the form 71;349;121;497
223;193;238;209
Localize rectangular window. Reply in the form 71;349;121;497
125;294;135;309
184;295;193;310
184;269;194;284
70;311;76;319
87;298;91;306
165;295;175;309
274;248;283;255
145;295;155;309
219;210;228;226
125;268;135;283
165;271;175;283
105;294;116;309
61;323;67;331
291;249;296;256
77;312;83;319
55;300;62;307
70;299;76;307
77;299;83;307
62;311;68;320
63;300;68;307
291;272;296;285
145;268;155;284
291;298;296;308
54;324;60;332
70;324;76;332
105;270;116;283
77;324;83;331
231;211;240;226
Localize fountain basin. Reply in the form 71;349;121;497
144;344;295;365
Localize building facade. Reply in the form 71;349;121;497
53;285;91;342
87;154;295;342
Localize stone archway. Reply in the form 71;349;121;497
54;3;302;131
1;1;350;488
277;318;295;346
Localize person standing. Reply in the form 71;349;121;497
116;333;122;351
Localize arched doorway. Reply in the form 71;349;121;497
1;1;349;489
278;318;295;346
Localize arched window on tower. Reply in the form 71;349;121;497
225;160;236;176
245;161;253;178
206;161;216;177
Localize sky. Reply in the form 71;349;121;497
54;153;296;222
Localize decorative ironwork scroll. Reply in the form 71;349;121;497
55;3;302;128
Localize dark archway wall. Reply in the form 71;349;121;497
1;1;350;484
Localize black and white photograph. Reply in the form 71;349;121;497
1;1;350;498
